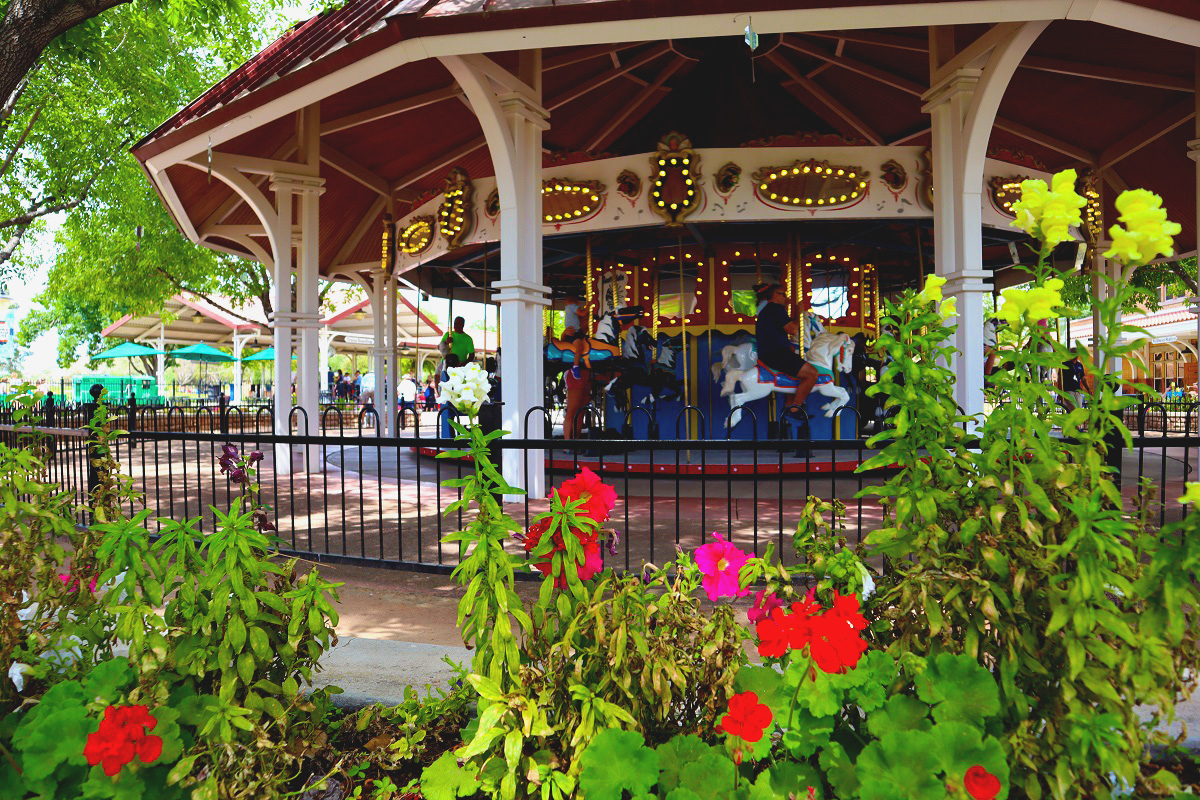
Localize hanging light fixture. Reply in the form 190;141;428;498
191;313;205;325
353;309;367;321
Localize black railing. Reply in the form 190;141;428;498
4;399;1195;574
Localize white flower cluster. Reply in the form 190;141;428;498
441;362;491;415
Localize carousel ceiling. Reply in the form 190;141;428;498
133;0;1200;295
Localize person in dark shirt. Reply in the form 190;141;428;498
754;283;819;414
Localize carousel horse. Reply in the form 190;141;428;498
715;317;857;430
605;328;684;410
545;307;643;369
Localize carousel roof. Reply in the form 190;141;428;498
133;0;1200;293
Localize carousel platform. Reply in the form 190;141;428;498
411;442;877;476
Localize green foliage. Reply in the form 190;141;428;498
861;258;1200;798
585;652;1011;800
6;0;299;363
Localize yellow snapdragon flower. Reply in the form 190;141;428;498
1104;189;1182;267
993;278;1065;326
1009;169;1086;250
1178;482;1200;506
915;275;946;306
939;297;957;320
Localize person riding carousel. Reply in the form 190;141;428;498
753;283;819;414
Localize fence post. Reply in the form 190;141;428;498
127;394;138;455
219;392;229;435
85;384;103;500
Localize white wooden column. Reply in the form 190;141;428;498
442;51;550;497
923;22;1048;422
268;177;296;472
384;274;398;434
232;335;247;404
370;271;390;435
156;326;166;399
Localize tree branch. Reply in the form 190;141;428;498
0;95;46;179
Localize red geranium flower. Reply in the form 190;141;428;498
753;591;869;673
553;467;617;523
523;518;603;588
964;765;1002;800
719;691;773;743
84;704;163;777
754;606;794;659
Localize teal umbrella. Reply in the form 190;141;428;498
171;342;235;363
91;342;165;399
241;346;293;362
171;343;235;397
91;342;164;360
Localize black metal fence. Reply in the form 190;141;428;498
4;399;1196;575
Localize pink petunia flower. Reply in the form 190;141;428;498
747;590;784;623
694;533;751;602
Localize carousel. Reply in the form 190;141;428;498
393;134;1038;446
130;0;1200;492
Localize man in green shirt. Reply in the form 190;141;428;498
444;316;475;365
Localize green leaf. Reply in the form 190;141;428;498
928;722;1009;798
867;695;933;739
227;614;247;652
421;753;480;800
655;736;713;793
82;657;135;701
749;763;824;800
913;653;1000;725
578;729;660;799
856;731;944;800
674;749;738;800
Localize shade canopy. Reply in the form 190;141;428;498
170;342;236;363
91;342;165;360
241;347;296;362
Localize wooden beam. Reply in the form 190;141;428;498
331;195;388;269
547;44;671;110
320;85;461;135
807;30;927;53
994;117;1097;164
889;126;930;146
390;136;487;196
769;51;883;145
586;55;685;152
320;144;390;198
783;35;925;96
933;22;1023;84
544;42;647;71
1101;166;1130;195
1020;56;1192;92
1098;98;1195;169
199;138;296;233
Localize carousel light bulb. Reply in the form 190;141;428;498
670;203;678;209
850;192;858;198
770;193;778;200
793;168;800;175
591;195;598;201
659;159;666;166
859;181;867;188
683;158;690;164
803;166;810;173
545;215;553;221
781;196;789;203
805;198;812;204
817;199;824;205
849;172;856;178
837;169;844;175
840;195;847;201
670;158;677;165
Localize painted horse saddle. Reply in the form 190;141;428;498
755;360;834;388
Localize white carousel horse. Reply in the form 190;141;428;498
716;329;857;430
